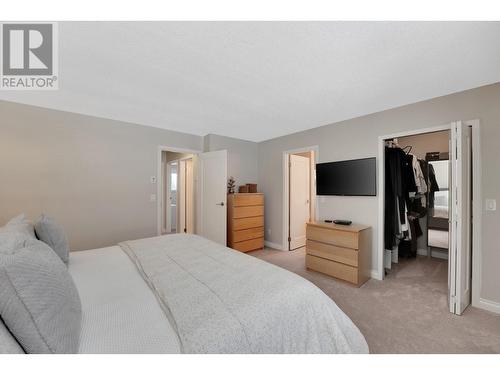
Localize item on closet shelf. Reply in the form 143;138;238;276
238;185;249;193
246;183;257;193
227;176;236;194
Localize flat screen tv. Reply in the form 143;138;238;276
316;157;376;196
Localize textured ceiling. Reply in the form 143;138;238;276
1;21;500;141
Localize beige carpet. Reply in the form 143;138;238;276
250;247;500;353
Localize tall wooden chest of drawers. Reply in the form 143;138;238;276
305;221;371;287
227;193;264;252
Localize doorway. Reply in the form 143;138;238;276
378;120;481;316
282;147;318;251
157;146;228;244
162;151;195;234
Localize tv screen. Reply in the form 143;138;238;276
316;157;376;196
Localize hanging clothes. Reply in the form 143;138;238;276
412;155;428;195
428;163;440;208
384;146;417;250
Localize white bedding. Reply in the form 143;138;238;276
68;246;181;353
120;234;368;353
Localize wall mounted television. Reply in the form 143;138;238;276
316;157;376;196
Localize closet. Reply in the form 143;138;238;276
384;130;450;265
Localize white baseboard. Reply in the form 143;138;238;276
264;241;284;251
477;298;500;315
370;269;382;280
416;248;449;260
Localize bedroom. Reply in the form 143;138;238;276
1;2;500;373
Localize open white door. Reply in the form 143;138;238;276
178;159;187;233
198;150;227;245
289;154;310;250
449;121;472;315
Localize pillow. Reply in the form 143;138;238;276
0;214;35;238
0;231;37;255
0;239;82;354
34;214;70;264
0;317;24;354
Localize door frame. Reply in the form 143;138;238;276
377;120;483;311
282;146;319;251
157;145;200;236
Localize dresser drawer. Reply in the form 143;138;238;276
306;226;358;249
232;237;264;252
232;227;264;242
306;240;358;267
233;205;264;219
233;216;264;231
232;194;264;207
306;254;358;284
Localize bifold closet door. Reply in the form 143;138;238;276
449;121;472;315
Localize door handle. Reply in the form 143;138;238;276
216;202;225;206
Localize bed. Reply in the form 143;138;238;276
68;234;368;354
1;229;368;354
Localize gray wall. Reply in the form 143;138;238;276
204;134;259;189
258;83;500;304
0;100;203;251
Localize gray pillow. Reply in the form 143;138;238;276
0;214;35;238
34;214;70;264
0;231;36;255
0;238;81;353
0;317;24;354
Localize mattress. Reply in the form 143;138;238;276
68;246;181;354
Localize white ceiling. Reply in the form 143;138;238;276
2;22;500;142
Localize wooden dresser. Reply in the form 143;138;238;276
227;193;264;252
305;221;371;287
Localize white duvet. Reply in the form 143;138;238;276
69;235;368;354
120;234;368;354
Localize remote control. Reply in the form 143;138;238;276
333;220;352;226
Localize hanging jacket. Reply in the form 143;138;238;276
428;163;440;208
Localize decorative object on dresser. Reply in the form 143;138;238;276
227;176;236;194
305;221;371;287
238;185;249;193
227;193;264;252
246;183;257;193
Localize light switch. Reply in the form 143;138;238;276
150;176;157;184
150;194;156;202
485;199;496;211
